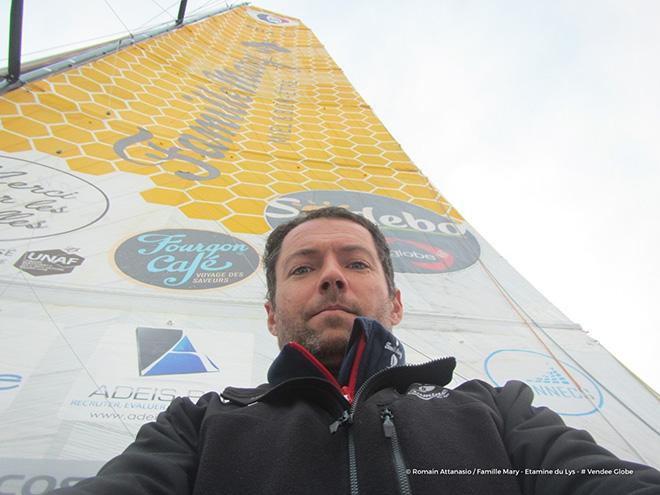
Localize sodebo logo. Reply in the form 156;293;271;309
264;190;480;274
0;474;83;495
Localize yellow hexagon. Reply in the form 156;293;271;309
302;169;339;181
51;123;95;143
334;167;365;179
33;137;80;158
447;209;465;222
337;179;373;192
222;214;269;234
18;104;65;124
372;189;411;202
68;157;116;175
116;159;160;176
53;84;92;103
188;186;233;202
67;74;102;93
234;171;270;185
349;136;377;146
65;112;106;132
239;161;274;173
180;202;230;220
353;145;382;155
271;182;306;195
305;181;342;190
141;188;190;206
0;130;31;152
300;131;325;140
383;151;410;161
2;117;49;137
91;93;128;110
37;93;78;112
151;173;197;190
359;155;387;166
412;199;451;216
369;176;400;188
202;174;238;187
396;172;428;185
0;99;18;115
300;148;331;160
230;183;273;199
329;147;357;159
402;185;437;200
227;197;267;215
118;110;154;126
270;170;306;183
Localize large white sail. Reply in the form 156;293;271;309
0;5;658;492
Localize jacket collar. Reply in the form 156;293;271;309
267;317;405;400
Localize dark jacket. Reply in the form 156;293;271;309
55;318;660;494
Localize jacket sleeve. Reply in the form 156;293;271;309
491;380;660;495
49;394;215;495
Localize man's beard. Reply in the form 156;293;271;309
274;297;393;373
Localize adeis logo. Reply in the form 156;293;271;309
265;191;480;274
247;9;299;26
114;229;259;290
484;349;604;416
136;327;218;377
0;373;22;391
14;249;84;276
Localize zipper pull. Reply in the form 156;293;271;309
381;408;394;438
329;410;351;434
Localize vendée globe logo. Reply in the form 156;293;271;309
114;229;259;290
264;190;480;274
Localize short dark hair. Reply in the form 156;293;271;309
263;206;396;304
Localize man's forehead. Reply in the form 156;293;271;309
280;218;377;255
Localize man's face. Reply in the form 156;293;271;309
265;218;403;371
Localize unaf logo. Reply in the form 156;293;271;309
484;349;604;416
265;190;480;274
14;249;84;276
136;327;219;377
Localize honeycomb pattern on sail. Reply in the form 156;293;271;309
0;6;463;234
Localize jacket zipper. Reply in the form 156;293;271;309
330;359;452;495
381;408;412;495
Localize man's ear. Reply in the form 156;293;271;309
265;301;277;336
389;289;404;327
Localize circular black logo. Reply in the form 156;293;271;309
264;191;480;274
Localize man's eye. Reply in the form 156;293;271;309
348;261;368;269
291;266;312;275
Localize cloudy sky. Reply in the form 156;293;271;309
2;0;659;392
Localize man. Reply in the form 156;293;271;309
54;207;660;494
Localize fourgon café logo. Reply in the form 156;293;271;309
114;229;259;290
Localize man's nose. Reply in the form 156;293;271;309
319;260;347;292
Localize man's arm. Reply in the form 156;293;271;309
50;394;214;495
491;380;660;495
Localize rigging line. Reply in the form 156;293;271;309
438;210;652;460
185;0;229;18
136;0;179;30
395;335;470;382
18;272;135;438
471;253;652;461
103;0;135;39
474;257;649;462
472;245;660;436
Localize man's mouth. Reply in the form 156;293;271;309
314;304;355;317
